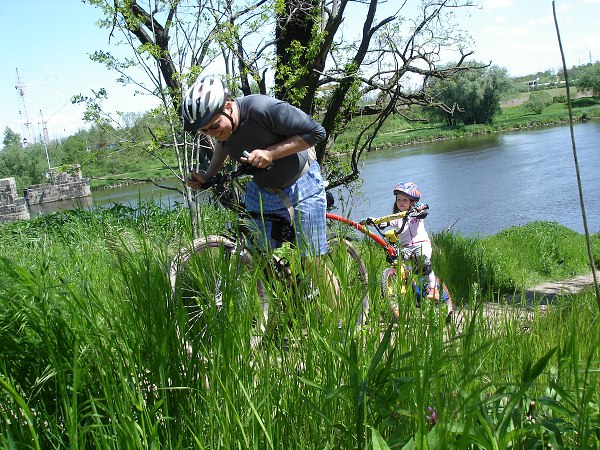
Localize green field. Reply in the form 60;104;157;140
1;204;598;448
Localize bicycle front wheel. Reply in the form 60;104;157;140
381;266;454;322
380;266;408;319
169;236;269;353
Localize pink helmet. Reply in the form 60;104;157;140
393;182;421;201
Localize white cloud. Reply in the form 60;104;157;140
503;26;532;37
529;15;554;27
555;3;574;13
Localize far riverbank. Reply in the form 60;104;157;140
87;96;600;192
330;95;600;153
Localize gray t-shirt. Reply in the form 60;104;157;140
223;95;326;188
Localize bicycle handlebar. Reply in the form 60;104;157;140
360;204;429;226
196;160;265;190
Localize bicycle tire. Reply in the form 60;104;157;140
325;234;369;326
380;266;406;319
169;235;269;353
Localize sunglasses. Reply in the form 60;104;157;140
199;119;221;134
199;110;231;134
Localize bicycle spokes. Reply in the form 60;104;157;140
171;237;268;354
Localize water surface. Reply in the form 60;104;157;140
332;121;600;236
37;121;600;237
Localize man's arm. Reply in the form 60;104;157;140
187;143;229;189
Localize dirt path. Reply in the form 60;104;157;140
452;271;599;329
502;271;599;304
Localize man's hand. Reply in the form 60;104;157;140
187;171;209;190
240;149;273;169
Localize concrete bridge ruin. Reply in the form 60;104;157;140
0;164;91;222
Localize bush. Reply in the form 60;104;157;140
553;94;567;103
432;222;597;299
523;91;553;114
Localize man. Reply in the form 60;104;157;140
183;74;337;309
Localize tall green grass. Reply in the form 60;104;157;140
1;206;598;448
432;222;599;301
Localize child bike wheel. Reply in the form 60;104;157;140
325;234;369;326
381;267;454;323
380;266;405;319
169;236;269;354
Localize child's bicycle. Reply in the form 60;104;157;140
168;163;369;352
354;209;454;322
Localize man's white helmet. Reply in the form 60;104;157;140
182;75;228;132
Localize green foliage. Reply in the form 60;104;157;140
431;232;487;302
433;222;598;300
428;64;514;125
576;62;600;96
329;94;600;155
0;143;50;190
553;94;567;103
0;109;179;191
2;127;22;148
524;91;554;114
1;206;599;448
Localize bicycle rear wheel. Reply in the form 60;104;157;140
169;236;269;353
326;234;369;326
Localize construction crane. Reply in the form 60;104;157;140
38;102;67;170
14;68;55;146
39;110;52;170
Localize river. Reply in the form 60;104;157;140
86;121;599;237
331;121;600;236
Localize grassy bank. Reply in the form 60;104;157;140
330;96;600;153
1;206;598;448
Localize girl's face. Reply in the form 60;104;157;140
395;193;412;211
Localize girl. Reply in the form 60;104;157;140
385;182;438;300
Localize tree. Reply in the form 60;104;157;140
576;63;600;96
427;64;513;125
2;127;22;149
523;91;553;115
80;0;478;207
0;143;48;190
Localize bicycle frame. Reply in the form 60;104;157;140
326;211;409;260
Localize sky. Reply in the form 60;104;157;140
1;0;599;146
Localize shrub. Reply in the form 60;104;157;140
552;94;567;103
523;91;553;114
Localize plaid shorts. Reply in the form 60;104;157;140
245;161;327;256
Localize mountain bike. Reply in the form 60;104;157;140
168;163;369;352
355;209;454;322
